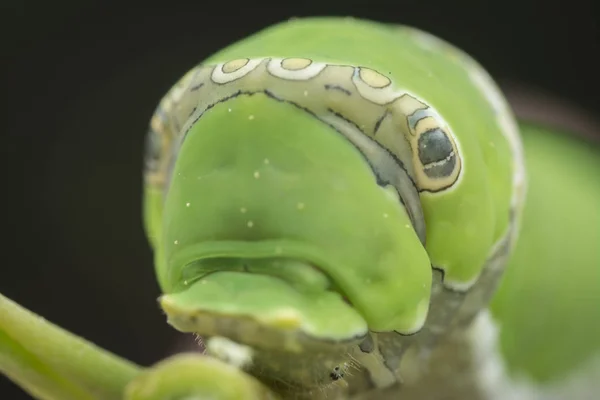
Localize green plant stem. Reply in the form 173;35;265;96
0;292;141;399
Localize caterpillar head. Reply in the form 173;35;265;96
154;93;431;387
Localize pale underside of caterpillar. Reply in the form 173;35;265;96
143;24;527;398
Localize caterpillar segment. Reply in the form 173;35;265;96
144;21;523;397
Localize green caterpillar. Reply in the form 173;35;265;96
143;17;600;399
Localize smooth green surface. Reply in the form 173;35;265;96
160;94;431;334
161;270;367;342
0;292;141;400
198;17;515;286
124;354;279;400
491;123;600;382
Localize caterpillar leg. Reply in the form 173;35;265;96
124;353;279;400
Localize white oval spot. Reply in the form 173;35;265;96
212;58;262;84
267;58;327;80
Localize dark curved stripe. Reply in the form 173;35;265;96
190;82;204;91
325;107;419;189
324;84;352;96
324;107;426;244
373;110;389;135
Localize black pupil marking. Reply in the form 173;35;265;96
330;366;344;381
417;128;456;178
418;128;453;164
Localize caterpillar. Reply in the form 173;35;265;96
143;17;600;399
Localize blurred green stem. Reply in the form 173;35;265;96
0;292;141;399
1;292;280;400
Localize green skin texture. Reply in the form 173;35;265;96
155;95;432;387
194;17;513;286
159;94;430;337
142;16;599;391
124;354;278;400
147;17;512;343
490;123;600;383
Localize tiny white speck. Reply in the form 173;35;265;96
186;202;191;207
174;240;179;245
183;280;188;285
240;207;247;213
263;158;270;165
405;224;410;228
253;171;260;179
297;202;305;210
228;108;232;112
303;90;308;96
247;221;254;228
383;213;389;218
248;115;255;120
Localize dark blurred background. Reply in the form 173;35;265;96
1;1;598;398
